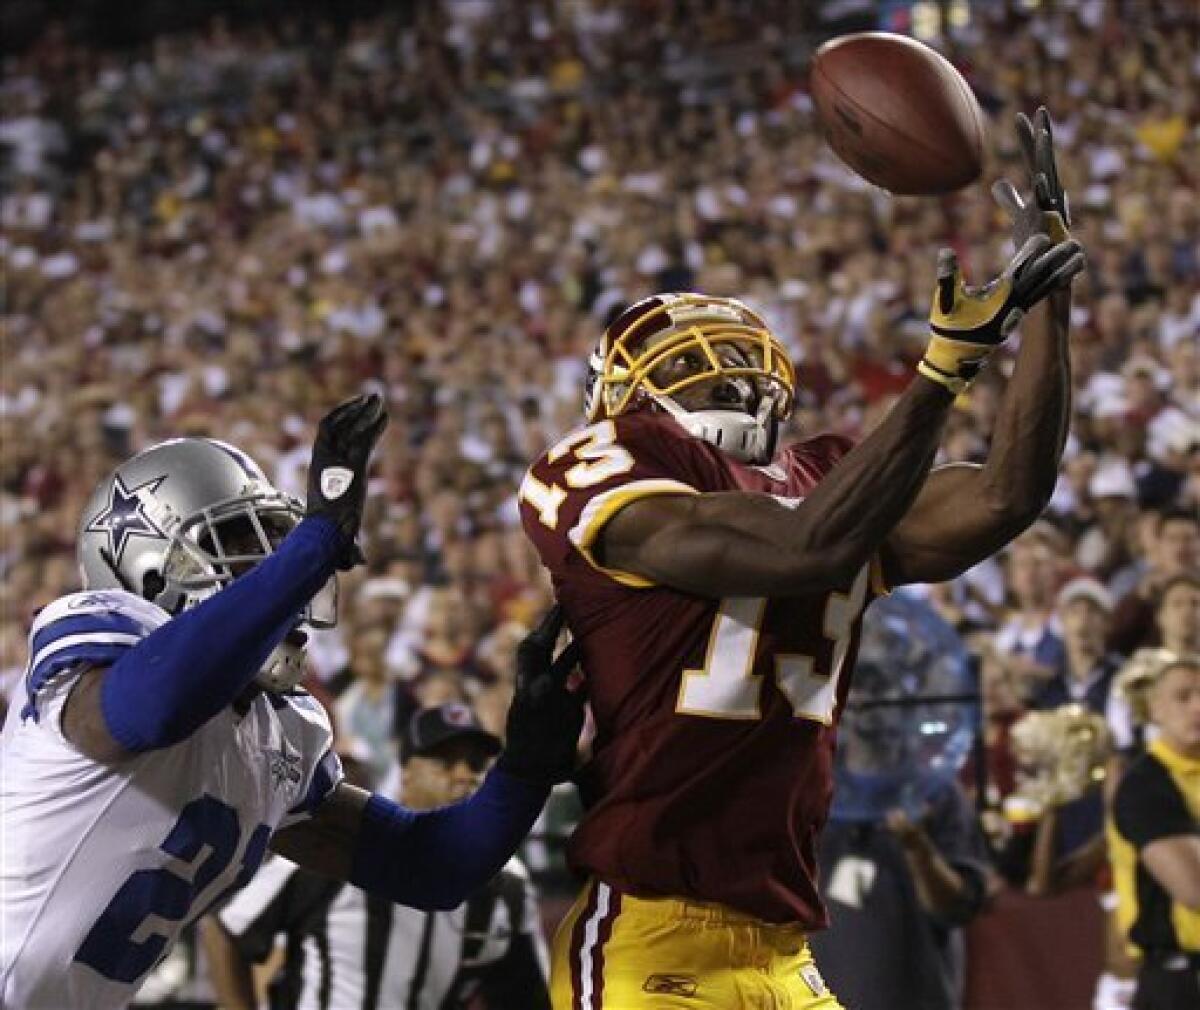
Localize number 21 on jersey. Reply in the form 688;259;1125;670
678;564;870;725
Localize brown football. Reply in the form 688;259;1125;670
811;32;985;195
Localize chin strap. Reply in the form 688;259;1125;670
650;391;780;464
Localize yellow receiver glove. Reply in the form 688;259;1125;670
919;234;1085;395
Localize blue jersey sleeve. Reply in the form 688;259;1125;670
20;591;168;723
349;768;548;911
99;516;347;753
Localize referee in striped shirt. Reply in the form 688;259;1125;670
203;704;552;1010
1111;654;1200;1010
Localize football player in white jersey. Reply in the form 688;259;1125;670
0;394;584;1010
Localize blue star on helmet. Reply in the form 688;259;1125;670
85;474;168;565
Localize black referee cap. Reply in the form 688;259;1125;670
401;703;502;762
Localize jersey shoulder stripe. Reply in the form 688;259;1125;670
28;590;170;641
21;590;169;722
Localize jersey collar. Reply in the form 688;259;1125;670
1148;736;1200;778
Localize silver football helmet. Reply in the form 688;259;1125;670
78;438;336;691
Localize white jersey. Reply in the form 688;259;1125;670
0;590;343;1010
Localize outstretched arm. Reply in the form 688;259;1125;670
270;772;549;910
603;377;953;597
881;294;1071;585
64;517;348;761
886;809;982;923
602;234;1082;599
62;394;387;762
271;607;584;911
883;107;1081;587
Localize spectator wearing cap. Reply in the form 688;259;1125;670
205;703;551;1010
1123;357;1168;429
994;578;1122;915
1077;459;1141;580
1031;579;1125;715
1110;507;1200;655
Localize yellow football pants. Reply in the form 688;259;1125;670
550;879;846;1010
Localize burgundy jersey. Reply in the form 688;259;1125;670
519;411;884;925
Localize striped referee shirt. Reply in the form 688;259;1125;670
216;854;550;1010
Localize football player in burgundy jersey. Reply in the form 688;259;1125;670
520;109;1085;1009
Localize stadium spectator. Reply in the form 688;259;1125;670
1111;654;1200;1010
0;0;1197;1004
1030;577;1123;713
331;624;395;788
993;527;1068;703
1109;509;1200;655
1155;574;1200;658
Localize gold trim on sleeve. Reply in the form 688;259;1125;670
567;479;699;588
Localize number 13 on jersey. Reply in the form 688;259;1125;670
678;564;870;725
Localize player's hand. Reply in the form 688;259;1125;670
992;106;1071;248
306;392;389;569
496;605;586;785
918;234;1085;394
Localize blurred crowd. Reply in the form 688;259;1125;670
1;0;1197;920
